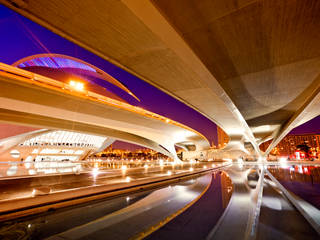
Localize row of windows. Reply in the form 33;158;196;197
21;130;106;149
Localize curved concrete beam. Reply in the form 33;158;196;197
121;0;260;156
94;138;115;153
1;1;258;156
0;109;176;159
0;66;209;157
265;86;320;156
0;129;50;155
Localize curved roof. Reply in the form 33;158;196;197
13;54;140;101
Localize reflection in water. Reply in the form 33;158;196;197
0;190;152;240
146;172;233;240
269;165;320;210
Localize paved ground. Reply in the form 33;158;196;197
0;162;218;202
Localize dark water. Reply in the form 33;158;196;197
146;171;233;240
268;165;320;209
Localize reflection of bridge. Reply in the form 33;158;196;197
5;0;320;157
0;63;209;160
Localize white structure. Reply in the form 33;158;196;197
0;63;209;162
6;0;320;158
0;130;113;176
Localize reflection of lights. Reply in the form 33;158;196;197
144;164;149;169
262;196;282;210
69;80;84;91
279;157;287;162
167;170;172;176
159;160;164;167
121;165;127;170
126;196;130;202
28;224;32;228
125;176;131;182
32;189;36;196
29;169;36;175
212;164;215;168
189;167;194;172
175;185;197;199
92;168;99;178
203;166;207;169
165;119;170;123
279;157;288;168
223;158;232;163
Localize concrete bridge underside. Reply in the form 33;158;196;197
2;0;320;156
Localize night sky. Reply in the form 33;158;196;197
289;115;320;135
0;5;319;149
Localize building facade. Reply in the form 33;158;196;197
260;134;320;158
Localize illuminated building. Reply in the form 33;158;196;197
94;145;169;161
0;130;108;176
260;134;320;158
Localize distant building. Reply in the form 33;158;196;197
95;146;168;160
0;130;108;176
260;134;320;158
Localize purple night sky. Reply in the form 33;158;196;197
289;115;320;135
0;5;319;149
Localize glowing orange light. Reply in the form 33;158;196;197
69;80;84;91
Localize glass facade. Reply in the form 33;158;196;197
20;130;107;149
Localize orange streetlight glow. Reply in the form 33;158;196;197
69;80;84;91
